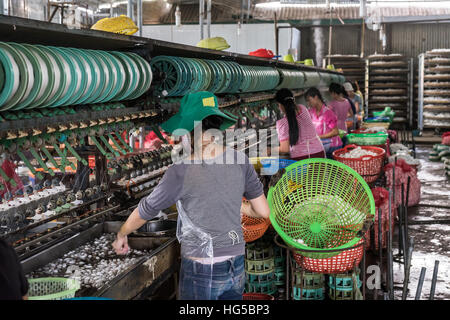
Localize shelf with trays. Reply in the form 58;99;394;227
365;54;413;128
418;50;450;130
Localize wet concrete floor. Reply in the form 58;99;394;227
392;145;449;300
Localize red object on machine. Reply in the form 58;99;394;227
292;240;364;273
384;159;421;208
248;48;275;59
243;293;275;300
442;131;450;145
365;187;396;250
0;159;24;198
332;144;386;183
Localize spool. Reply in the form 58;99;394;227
303;71;321;87
84;50;105;104
10;43;40;110
49;46;77;107
0;42;27;111
61;47;87;106
36;45;66;108
0;47;17;108
72;47;97;105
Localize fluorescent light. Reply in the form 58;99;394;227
256;2;359;9
256;0;450;9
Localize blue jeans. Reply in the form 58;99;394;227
179;255;245;300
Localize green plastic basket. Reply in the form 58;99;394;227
346;133;388;146
267;158;375;259
28;278;80;300
373;110;395;123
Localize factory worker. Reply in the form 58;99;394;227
0;239;29;300
328;82;355;132
344;81;363;125
274;88;325;160
305;87;343;159
113;91;270;300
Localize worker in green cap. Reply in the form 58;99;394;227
113;91;270;300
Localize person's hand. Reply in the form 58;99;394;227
113;232;129;255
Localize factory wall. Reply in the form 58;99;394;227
142;23;295;58
299;22;450;61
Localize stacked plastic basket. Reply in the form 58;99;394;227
291;263;325;301
273;244;286;288
245;238;277;295
269;159;375;275
328;269;363;300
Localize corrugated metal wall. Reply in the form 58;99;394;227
391;23;450;59
299;25;383;65
300;23;450;61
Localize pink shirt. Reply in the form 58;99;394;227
328;99;352;131
276;104;325;158
308;105;342;147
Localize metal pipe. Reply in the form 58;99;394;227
137;0;142;37
404;176;411;259
360;19;365;58
199;0;204;40
207;0;211;39
386;230;394;300
378;207;383;286
429;260;439;300
408;219;450;225
246;0;251;23
361;243;366;300
370;223;375;252
127;0;133;18
402;236;415;300
415;267;427;300
399;183;405;257
388;189;394;300
240;0;244;26
285;248;290;300
274;12;279;58
327;24;332;67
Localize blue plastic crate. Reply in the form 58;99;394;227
260;158;297;175
292;286;324;300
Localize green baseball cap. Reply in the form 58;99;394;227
160;91;237;135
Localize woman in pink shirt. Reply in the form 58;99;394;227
328;82;354;132
304;87;343;159
275;88;325;160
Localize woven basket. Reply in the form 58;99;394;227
332;145;386;183
28;278;80;300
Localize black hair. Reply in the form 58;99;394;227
202;115;224;131
305;87;326;105
351;82;358;91
329;83;357;115
329;82;347;97
275;88;299;147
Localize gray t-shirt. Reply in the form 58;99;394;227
138;148;264;257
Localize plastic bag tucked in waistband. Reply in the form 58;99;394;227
176;200;214;300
